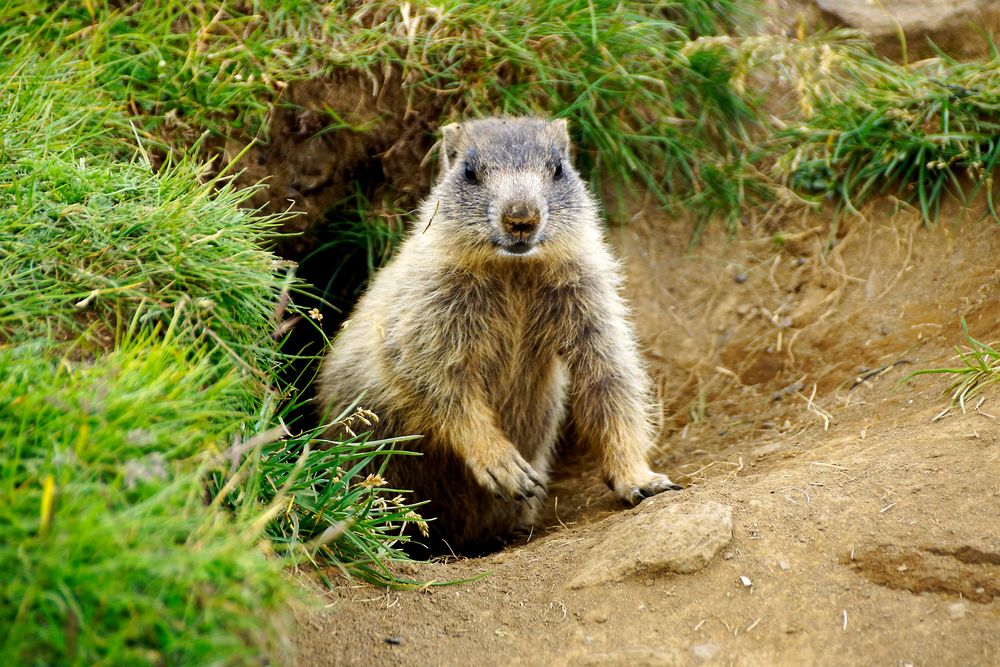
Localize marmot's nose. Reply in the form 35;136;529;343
501;202;540;239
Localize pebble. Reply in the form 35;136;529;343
568;499;733;588
946;602;968;620
692;642;721;660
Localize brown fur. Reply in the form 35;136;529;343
317;117;680;554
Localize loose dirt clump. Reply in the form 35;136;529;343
294;202;1000;666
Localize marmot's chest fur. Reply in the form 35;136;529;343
386;262;573;370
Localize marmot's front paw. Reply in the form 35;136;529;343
611;471;683;506
468;448;546;502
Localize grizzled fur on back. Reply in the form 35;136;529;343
318;117;680;555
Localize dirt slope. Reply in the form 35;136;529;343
295;204;1000;666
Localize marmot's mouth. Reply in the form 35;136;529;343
499;240;537;257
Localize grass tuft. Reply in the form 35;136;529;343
0;331;291;665
761;35;1000;222
907;320;1000;412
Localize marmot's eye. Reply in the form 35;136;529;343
553;160;564;181
463;162;478;183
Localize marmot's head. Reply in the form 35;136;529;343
431;117;596;259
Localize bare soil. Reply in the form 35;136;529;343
293;202;1000;666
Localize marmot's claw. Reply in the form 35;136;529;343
473;450;546;503
520;462;545;491
614;472;683;506
649;482;684;493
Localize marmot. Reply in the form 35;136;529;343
317;117;681;555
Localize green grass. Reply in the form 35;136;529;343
238;417;428;584
0;28;423;664
757;35;1000;222
5;1;760;219
327;0;757;207
907;320;1000;412
0;330;290;665
10;2;998;235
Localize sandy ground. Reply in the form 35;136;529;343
294;202;1000;666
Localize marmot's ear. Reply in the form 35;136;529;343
549;118;571;155
440;123;465;172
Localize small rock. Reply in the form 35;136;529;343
692;642;721;660
947;601;968;620
723;551;735;561
814;0;1000;60
384;636;403;645
734;272;748;284
778;559;791;571
568;499;733;588
739;575;753;589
